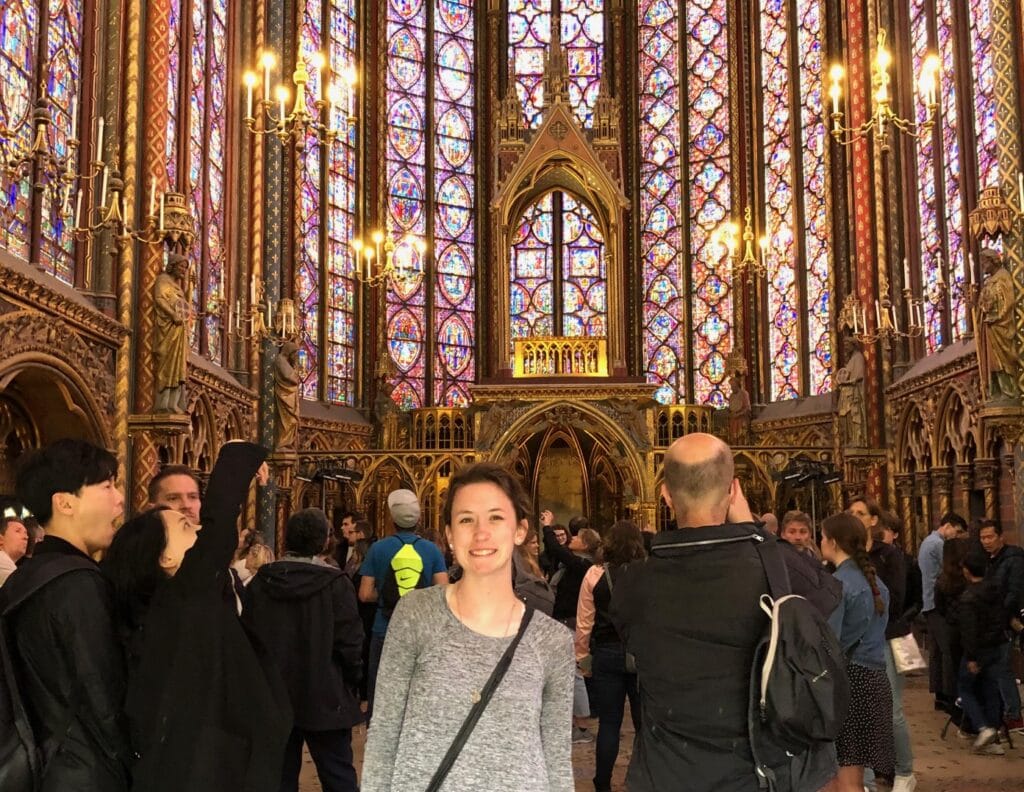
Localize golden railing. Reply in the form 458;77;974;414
654;405;715;447
513;336;608;377
410;407;474;450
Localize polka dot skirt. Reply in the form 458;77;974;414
836;662;895;779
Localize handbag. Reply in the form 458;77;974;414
889;632;927;674
425;607;535;792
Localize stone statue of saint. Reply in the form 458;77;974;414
274;340;301;450
977;248;1020;401
153;253;190;413
834;337;867;447
727;373;752;445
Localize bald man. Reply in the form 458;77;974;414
610;434;837;792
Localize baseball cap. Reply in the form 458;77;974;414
388;489;421;529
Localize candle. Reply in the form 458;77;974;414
852;304;860;334
250;273;258;304
875;299;881;328
96;117;104;162
99;166;109;208
159;193;165;230
69;96;77;141
278;91;287;123
149;183;156;216
267;298;274;329
891;304;899;333
74;188;82;228
247;80;254;119
903;257;910;288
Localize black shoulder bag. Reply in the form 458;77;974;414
425;607;535;792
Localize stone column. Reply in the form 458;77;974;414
974;458;999;520
895;474;914;549
954;463;974;518
914;471;932;537
931;467;953;517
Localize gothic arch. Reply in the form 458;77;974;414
488;400;651;502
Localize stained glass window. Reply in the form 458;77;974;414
638;0;734;406
509;191;607;346
163;0;228;363
325;0;358;405
910;0;970;352
508;0;604;130
294;0;358;403
385;0;476;409
0;0;85;284
757;0;832;400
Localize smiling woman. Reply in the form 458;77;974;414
361;462;575;792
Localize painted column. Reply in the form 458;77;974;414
257;0;285;549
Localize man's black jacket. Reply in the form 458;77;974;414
3;537;131;792
987;543;1024;624
959;578;1008;661
611;523;837;792
244;559;364;730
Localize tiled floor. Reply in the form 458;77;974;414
299;674;1024;790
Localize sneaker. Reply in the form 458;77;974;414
981;742;1006;756
1005;716;1024;734
572;726;593;744
892;774;918;792
974;727;998;750
957;727;979;740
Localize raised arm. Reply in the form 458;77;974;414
180;442;267;584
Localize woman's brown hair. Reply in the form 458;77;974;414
936;537;971;597
822;512;885;615
442;462;532;527
599;520;646;566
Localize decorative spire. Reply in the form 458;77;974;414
498;52;525;143
543;4;570;108
592;77;619;141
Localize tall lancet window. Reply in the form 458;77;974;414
508;0;604;129
908;0;998;351
386;0;476;409
165;0;230;364
510;191;608;342
296;0;359;403
637;0;734;406
758;0;832;400
0;0;86;284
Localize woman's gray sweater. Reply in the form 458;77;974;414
361;585;574;791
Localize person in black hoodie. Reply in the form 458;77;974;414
102;441;290;792
244;507;364;792
611;434;837;792
958;550;1011;751
4;439;131;792
979;518;1024;731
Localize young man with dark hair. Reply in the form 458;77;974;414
979;519;1024;733
0;513;30;585
919;511;968;711
147;463;202;525
245;507;364;792
2;439;131;791
959;549;1011;752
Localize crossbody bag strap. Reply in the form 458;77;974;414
425;607;535;792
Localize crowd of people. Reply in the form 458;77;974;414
0;433;1021;792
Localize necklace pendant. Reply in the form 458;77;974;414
471;690;481;704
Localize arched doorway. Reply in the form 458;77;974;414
0;364;109;497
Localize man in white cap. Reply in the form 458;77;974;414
358;488;447;720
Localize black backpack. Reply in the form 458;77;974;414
0;555;95;792
379;537;428;619
749;538;849;781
